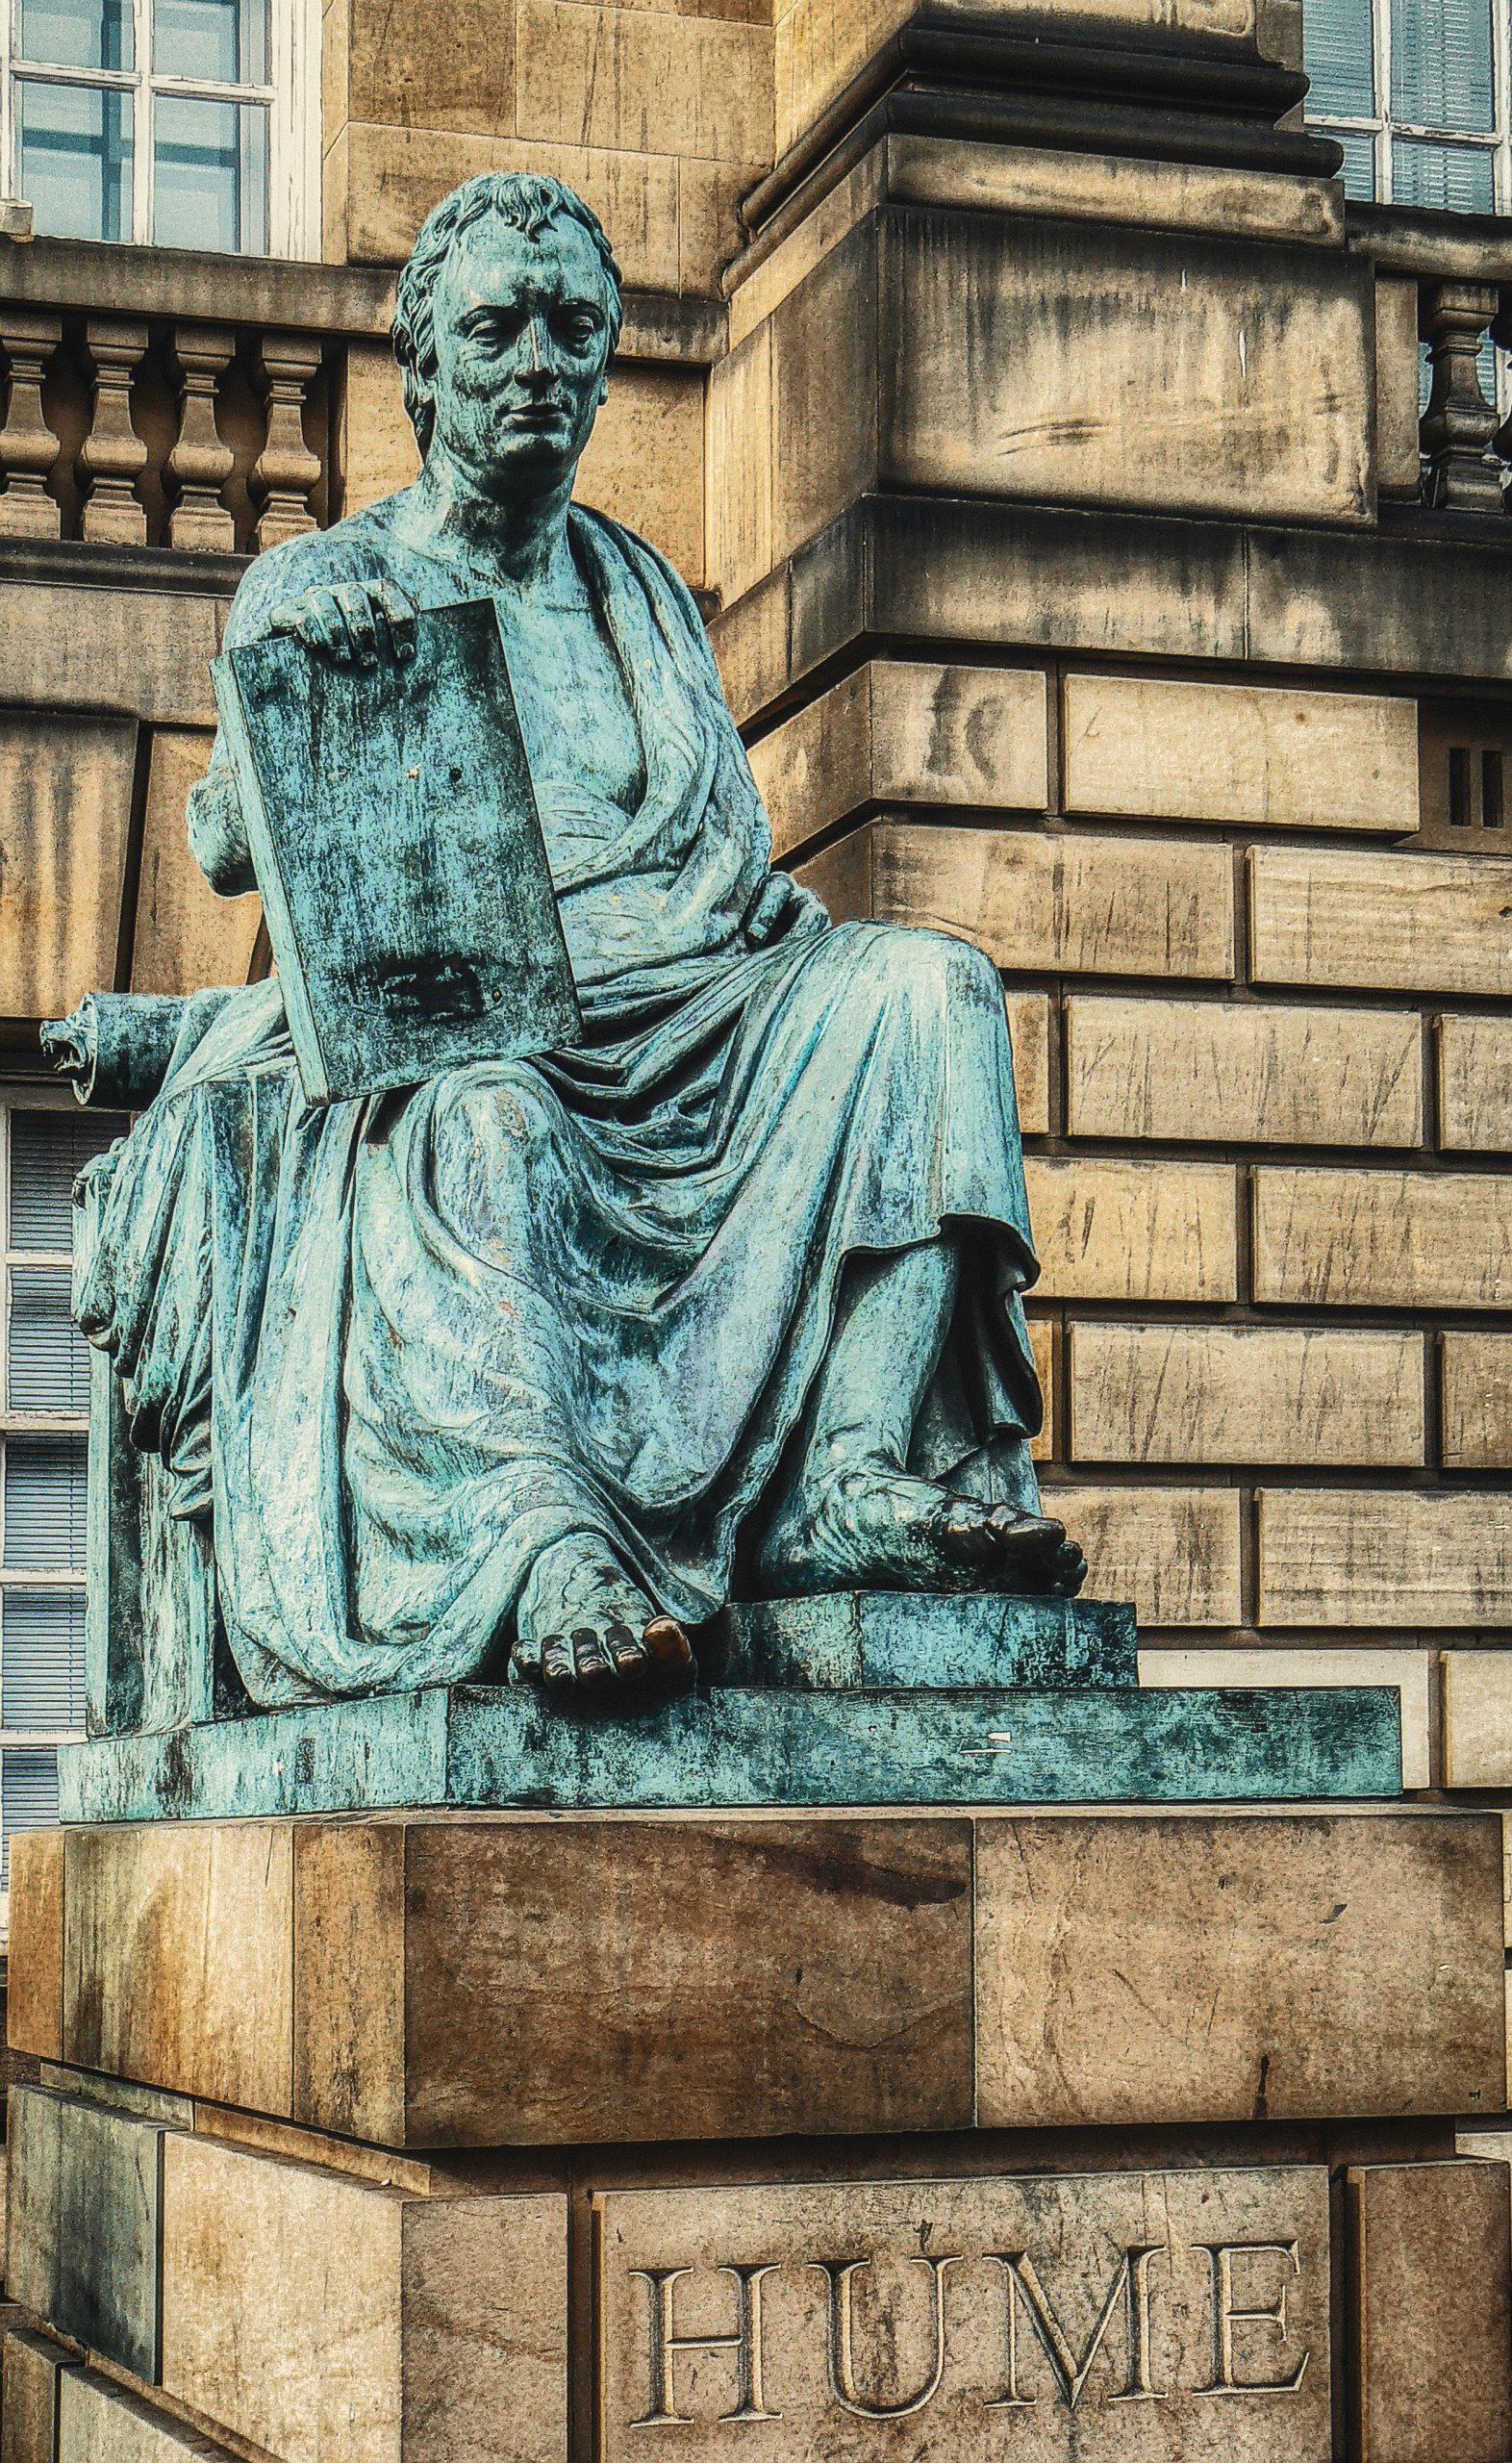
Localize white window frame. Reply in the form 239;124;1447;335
0;1087;89;1778
0;0;320;257
1307;0;1512;209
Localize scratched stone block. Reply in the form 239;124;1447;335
593;2168;1330;2461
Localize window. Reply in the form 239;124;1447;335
0;1096;125;1890
0;0;318;254
1305;0;1512;205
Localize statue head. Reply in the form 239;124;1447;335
391;173;624;500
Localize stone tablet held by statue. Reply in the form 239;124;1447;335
212;597;581;1105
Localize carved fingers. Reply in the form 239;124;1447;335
266;579;418;665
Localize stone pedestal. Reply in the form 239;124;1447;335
5;1787;1512;2461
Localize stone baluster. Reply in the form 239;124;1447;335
1421;279;1504;514
0;310;63;539
167;324;237;550
81;317;150;546
252;330;323;551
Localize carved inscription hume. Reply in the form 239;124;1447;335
593;2170;1329;2462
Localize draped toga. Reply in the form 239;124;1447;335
75;498;1046;1705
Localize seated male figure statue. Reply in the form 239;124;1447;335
77;172;1085;1706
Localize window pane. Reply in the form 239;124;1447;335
8;1109;126;1252
154;0;267;83
2;1436;87;1570
1392;0;1495;131
153;95;267;252
18;79;134;243
1304;0;1374;117
7;1268;88;1414
1;1593;85;1730
19;0;132;69
1392;136;1497;211
2;1748;60;1886
1334;129;1377;197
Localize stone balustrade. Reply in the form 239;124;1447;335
1349;200;1512;515
0;236;395;556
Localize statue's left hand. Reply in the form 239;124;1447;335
744;872;829;947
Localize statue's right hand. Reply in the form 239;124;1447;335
266;579;417;666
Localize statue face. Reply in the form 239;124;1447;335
425;215;615;496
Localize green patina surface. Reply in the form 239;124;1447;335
59;1676;1402;1823
715;1591;1137;1689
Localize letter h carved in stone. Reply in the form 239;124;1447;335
630;2264;781;2428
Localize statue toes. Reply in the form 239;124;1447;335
604;1619;650;1676
508;1632;543;1686
541;1633;575;1688
570;1624;615;1683
643;1614;693;1670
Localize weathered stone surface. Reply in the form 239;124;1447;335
339;124;683;292
58;2367;240;2463
160;2132;567;2463
341;0;514;136
1139;1644;1433;1790
1374;270;1424;499
8;2087;164;2379
887;133;1343;248
0;712;137;1021
745;663;1050;858
9;1829;64;2063
1252;1167;1512;1308
1046;1485;1243;1624
3;2325;79;2463
1025;1160;1238;1302
1348;2161;1512;2463
577;362;706;585
706;321;772;606
596;2167;1331;2460
129;730;262;999
1006;992;1050;1136
1258;1489;1512;1626
516;0;770;161
1064;673;1418;831
339;336;421;514
1249;846;1512;995
63;1821;293;2114
0;581;226;730
1443;1333;1512;1468
885;214;1373;525
1438;1013;1512;1151
294;1816;976;2146
1065;994;1423;1146
1069;1323;1424;1465
874;823;1235;977
975;1813;1507;2126
1443;1652;1512;1788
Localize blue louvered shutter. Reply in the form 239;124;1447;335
2;1747;59;1885
1304;0;1375;116
1;1594;85;1730
1392;0;1495;130
2;1435;88;1571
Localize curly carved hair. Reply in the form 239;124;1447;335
391;173;624;456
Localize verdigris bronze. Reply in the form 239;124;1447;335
54;171;1086;1714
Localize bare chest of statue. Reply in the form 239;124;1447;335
491;578;647;868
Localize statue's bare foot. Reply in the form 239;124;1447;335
510;1536;692;1689
758;1468;1087;1599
